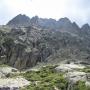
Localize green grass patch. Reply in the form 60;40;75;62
73;81;90;90
21;65;68;90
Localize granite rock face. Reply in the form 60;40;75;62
0;14;90;69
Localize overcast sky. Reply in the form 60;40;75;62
0;0;90;26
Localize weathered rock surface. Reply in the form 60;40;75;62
65;71;86;83
55;64;90;85
0;14;90;69
0;66;30;90
0;77;30;90
0;67;18;74
55;63;85;72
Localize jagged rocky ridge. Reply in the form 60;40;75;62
0;14;90;69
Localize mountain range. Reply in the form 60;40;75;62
0;14;90;69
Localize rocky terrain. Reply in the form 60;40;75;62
0;14;90;69
0;63;89;90
0;65;30;90
0;14;90;89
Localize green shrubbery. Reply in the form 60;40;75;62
22;65;68;90
82;67;90;73
21;65;90;90
73;81;90;90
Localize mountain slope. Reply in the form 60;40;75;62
0;14;89;69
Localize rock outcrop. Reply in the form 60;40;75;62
0;77;30;90
0;14;90;69
0;66;30;90
55;63;90;89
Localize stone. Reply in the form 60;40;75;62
0;77;30;89
55;64;85;72
65;71;86;83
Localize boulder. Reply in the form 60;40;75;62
0;77;30;89
55;64;72;72
55;64;85;72
65;71;86;83
0;67;18;75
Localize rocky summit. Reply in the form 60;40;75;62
7;14;31;27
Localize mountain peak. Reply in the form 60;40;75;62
81;23;90;30
30;16;39;25
58;17;71;23
82;23;90;28
7;14;31;27
72;22;80;29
